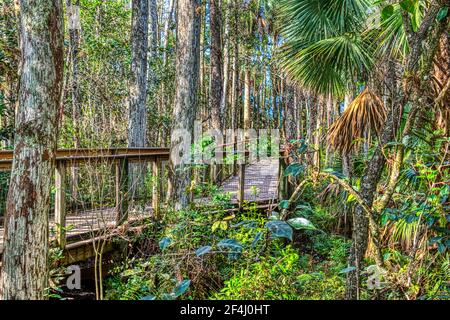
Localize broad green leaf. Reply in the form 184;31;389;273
219;221;228;231
265;221;293;241
269;211;280;220
159;237;171;250
295;204;314;214
287;217;316;230
339;266;357;274
347;193;356;203
437;6;449;22
173;280;191;298
284;163;305;177
218;239;243;251
195;246;212;257
251;231;264;248
141;295;156;300
381;5;394;20
279;200;289;209
223;214;236;221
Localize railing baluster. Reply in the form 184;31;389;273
55;161;66;248
152;157;162;219
115;158;129;225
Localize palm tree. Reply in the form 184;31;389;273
277;0;447;300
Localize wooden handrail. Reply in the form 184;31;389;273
1;146;285;248
0;148;170;171
0;148;170;248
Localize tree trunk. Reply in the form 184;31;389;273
221;1;230;125
149;0;158;58
345;1;443;299
128;0;149;201
170;0;201;210
230;4;239;174
0;0;64;300
66;0;81;209
243;66;251;134
209;0;223;183
162;0;175;67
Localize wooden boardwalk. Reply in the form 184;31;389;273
220;157;279;203
0;157;279;253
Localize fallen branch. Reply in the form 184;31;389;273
280;179;310;220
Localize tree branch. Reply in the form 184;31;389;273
318;172;384;267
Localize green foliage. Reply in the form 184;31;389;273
213;242;347;300
278;0;372;96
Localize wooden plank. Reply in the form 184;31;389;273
55;162;67;248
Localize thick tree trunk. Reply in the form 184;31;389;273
0;0;64;300
128;0;149;201
170;0;201;210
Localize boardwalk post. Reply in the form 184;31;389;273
116;158;129;225
238;147;248;210
238;164;245;209
152;158;162;219
55;161;66;248
278;155;288;201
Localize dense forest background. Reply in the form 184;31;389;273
0;0;449;300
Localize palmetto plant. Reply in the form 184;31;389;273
278;0;373;97
327;87;386;154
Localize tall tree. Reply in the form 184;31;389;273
209;0;223;129
149;0;159;58
170;0;201;210
162;0;175;67
66;0;81;207
128;0;149;199
0;0;64;299
209;0;223;182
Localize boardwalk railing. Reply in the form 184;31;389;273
0;148;170;248
0;144;284;251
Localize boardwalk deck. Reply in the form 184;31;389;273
220;157;279;203
0;157;279;253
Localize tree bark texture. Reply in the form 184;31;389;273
128;0;149;200
0;0;64;300
170;0;201;210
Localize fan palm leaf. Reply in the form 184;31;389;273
281;33;373;96
278;0;373;96
327;87;387;154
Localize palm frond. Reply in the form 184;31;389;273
280;33;372;96
327;87;387;154
277;0;372;96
